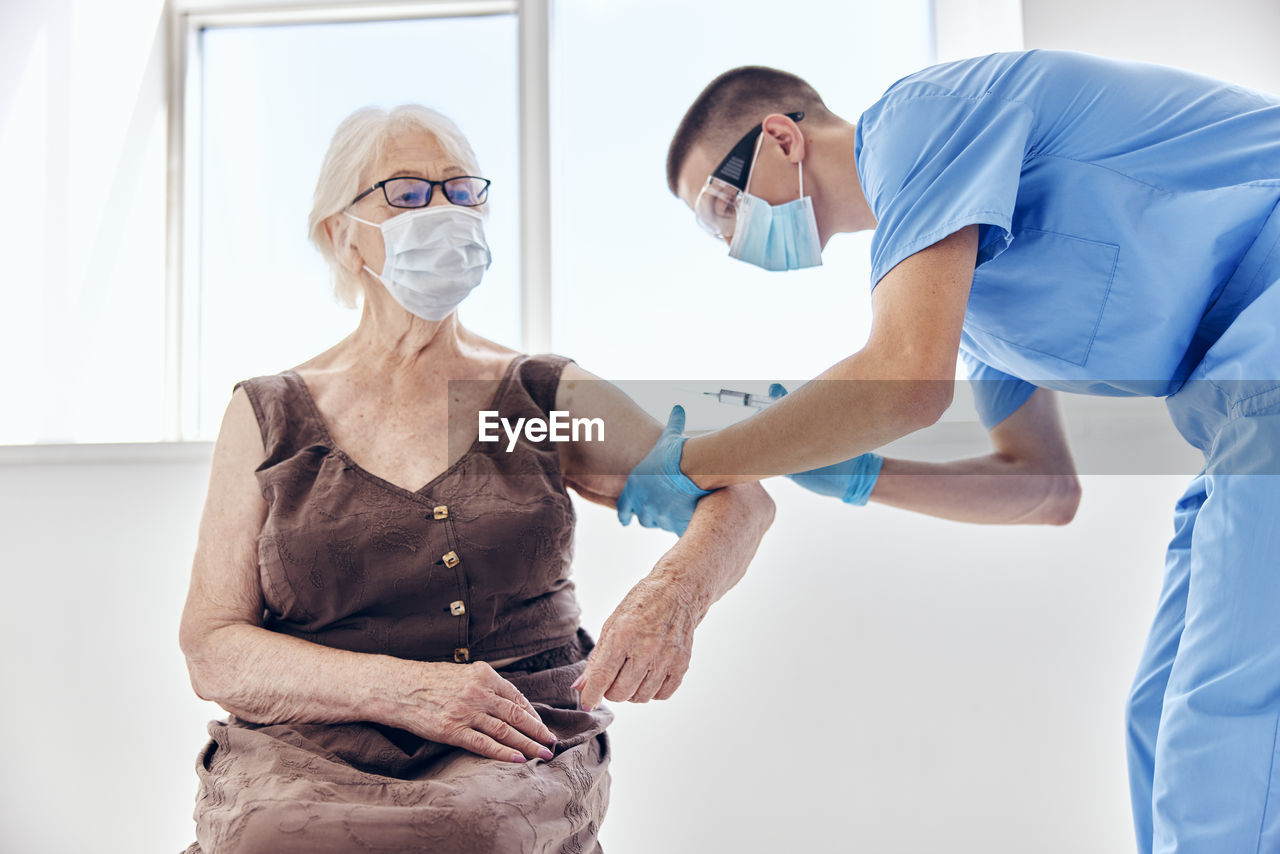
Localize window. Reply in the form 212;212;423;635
5;0;1004;447
0;2;168;445
546;0;938;429
548;0;934;385
194;12;519;438
191;0;936;439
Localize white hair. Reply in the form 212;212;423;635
308;104;483;308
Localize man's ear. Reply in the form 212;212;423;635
325;215;363;275
761;113;806;163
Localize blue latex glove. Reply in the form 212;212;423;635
770;383;884;506
616;405;712;536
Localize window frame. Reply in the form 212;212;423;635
163;0;542;442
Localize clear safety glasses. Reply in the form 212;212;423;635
693;111;804;239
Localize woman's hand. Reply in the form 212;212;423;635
381;660;559;763
551;364;776;711
571;568;703;711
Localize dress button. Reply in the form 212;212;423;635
450;600;466;616
442;550;460;567
454;647;470;663
433;505;448;520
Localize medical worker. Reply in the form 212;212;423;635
587;50;1280;853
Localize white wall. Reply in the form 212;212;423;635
0;446;1191;854
0;451;217;853
1021;0;1280;96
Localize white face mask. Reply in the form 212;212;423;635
346;205;492;321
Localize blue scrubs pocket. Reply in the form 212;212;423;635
964;227;1120;367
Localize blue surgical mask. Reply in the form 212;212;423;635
728;154;823;272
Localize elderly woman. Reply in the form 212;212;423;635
178;104;774;853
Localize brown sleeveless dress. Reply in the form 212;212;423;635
183;354;614;854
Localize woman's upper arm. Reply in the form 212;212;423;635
179;386;271;653
553;362;663;506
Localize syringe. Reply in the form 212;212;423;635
701;388;780;409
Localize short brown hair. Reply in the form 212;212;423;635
666;66;829;195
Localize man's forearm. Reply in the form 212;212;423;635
681;350;949;490
869;455;1081;525
681;225;980;491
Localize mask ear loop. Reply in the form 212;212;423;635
342;212;387;284
744;123;806;201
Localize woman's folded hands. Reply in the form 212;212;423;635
373;658;559;763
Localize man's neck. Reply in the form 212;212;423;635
807;119;877;235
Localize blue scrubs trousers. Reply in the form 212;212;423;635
1127;209;1280;854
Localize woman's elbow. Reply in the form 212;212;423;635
180;630;219;702
739;482;776;528
716;482;775;536
753;483;776;530
180;619;239;704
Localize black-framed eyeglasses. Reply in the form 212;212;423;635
350;175;491;209
693;111;804;239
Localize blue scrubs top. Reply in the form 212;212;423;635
853;50;1280;428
